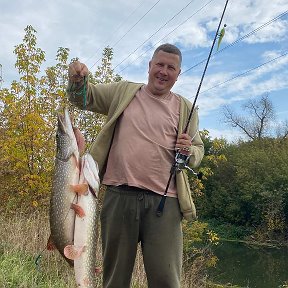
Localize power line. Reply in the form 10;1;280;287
112;0;197;71
116;0;215;74
89;0;161;69
196;51;288;96
116;9;287;75
181;9;288;75
85;0;147;66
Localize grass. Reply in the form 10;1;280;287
0;212;78;288
0;211;238;288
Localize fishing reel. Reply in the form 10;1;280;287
172;150;202;180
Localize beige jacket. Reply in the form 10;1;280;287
68;80;204;221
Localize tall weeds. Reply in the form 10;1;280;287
0;211;209;288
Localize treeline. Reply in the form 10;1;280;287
197;132;288;242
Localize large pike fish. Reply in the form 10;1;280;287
49;108;84;265
49;108;100;286
64;153;100;287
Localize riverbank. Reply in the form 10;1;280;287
205;218;288;248
208;240;288;288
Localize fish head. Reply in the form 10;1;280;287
56;109;78;161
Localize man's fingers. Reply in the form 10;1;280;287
177;134;192;145
175;133;192;151
69;61;81;75
79;63;89;77
68;61;88;80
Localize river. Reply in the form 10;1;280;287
209;241;288;288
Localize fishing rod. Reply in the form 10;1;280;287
156;0;230;217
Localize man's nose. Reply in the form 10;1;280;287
159;66;168;75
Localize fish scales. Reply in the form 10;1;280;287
49;108;81;266
73;153;100;287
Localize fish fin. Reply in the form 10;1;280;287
73;127;86;154
64;245;85;260
71;183;89;195
71;203;86;217
95;267;102;275
47;235;55;251
82;153;100;196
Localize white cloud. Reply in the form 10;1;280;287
1;0;288;139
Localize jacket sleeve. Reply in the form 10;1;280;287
67;79;121;115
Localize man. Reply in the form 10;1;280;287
67;43;204;288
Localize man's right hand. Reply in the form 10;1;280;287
68;61;89;83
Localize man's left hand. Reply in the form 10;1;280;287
175;133;192;153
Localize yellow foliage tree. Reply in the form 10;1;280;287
0;26;122;213
0;25;51;212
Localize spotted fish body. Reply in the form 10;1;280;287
49;109;82;265
64;153;100;287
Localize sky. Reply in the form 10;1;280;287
1;0;288;142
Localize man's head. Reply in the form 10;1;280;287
147;43;182;97
152;43;182;66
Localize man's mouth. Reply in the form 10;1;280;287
157;77;168;82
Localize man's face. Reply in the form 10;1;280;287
147;50;181;96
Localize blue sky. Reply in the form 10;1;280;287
1;0;288;142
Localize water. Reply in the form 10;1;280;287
209;241;288;288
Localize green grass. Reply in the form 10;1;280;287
0;248;76;288
0;211;98;288
0;211;240;288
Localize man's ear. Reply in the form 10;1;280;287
148;61;151;71
176;69;181;81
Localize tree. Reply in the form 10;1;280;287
0;25;122;212
199;138;288;240
92;46;122;84
0;25;50;212
223;94;275;140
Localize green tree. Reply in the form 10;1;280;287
199;138;288;240
189;130;228;198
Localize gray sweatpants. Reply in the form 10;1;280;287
100;185;183;288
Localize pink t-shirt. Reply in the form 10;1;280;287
102;85;180;197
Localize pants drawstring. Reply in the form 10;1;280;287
136;192;150;220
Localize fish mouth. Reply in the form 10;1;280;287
57;109;75;137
